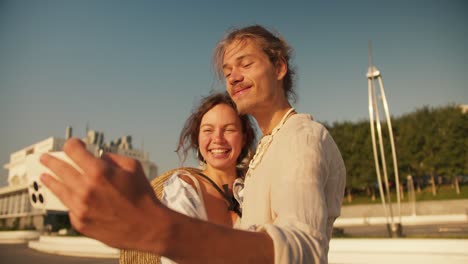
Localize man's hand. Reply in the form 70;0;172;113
40;138;168;251
40;138;274;263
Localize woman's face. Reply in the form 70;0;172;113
198;103;244;171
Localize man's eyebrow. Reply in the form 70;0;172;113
222;54;252;69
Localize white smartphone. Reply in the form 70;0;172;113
26;151;81;211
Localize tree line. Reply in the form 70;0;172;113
326;104;468;198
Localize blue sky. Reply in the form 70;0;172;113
1;0;467;185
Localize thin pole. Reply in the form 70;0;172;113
368;77;390;223
372;80;395;226
378;77;402;223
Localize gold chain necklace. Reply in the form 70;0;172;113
246;108;296;178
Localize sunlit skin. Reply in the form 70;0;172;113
222;39;291;134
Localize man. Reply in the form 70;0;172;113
41;25;346;263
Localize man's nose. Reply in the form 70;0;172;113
228;67;243;85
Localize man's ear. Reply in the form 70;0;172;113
276;58;287;81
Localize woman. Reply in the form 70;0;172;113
161;92;255;229
119;92;255;264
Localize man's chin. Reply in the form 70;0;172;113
234;101;251;115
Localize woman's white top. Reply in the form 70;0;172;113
160;170;208;264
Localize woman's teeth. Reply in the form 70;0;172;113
210;149;229;154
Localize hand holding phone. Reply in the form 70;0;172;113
27;151;82;211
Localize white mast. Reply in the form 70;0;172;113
367;41;402;237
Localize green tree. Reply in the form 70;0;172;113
328;104;467;201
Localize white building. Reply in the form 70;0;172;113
0;127;158;230
459;104;468;114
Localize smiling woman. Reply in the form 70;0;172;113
120;92;257;264
198;103;245;171
163;93;256;263
172;92;255;222
177;92;255;171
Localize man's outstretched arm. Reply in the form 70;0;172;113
40;138;273;264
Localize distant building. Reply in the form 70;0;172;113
459;104;468;114
0;127;158;230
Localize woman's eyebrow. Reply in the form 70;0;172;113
201;123;238;128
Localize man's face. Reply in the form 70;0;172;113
222;39;285;115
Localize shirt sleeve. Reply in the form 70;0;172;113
263;123;346;264
161;171;208;220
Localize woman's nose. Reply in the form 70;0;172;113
212;130;226;144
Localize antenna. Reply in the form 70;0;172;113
368;40;373;73
367;41;380;79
